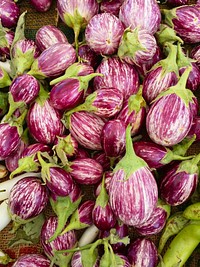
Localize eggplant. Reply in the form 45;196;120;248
27;98;64;144
57;0;99;50
85;13;124;55
93;57;139;101
127;238;158;267
76;147;90;159
12;254;52;267
78;44;102;69
100;0;124;16
167;0;189;6
101;119;126;160
0;27;14;59
190;44;200;68
40;216;77;267
64;111;105;151
0;0;20;28
109;125;158;226
118;28;157;67
95;170;113;197
159;155;200;206
35;25;68;52
30;0;52;12
117;90;146;136
146;68;195;147
67;157;103;185
8;177;49;227
187;116;200;141
119;0;161;34
162;5;200;43
22;143;52;158
93;152;111;172
28;43;76;79
71;251;99;267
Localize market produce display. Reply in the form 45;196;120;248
0;0;200;266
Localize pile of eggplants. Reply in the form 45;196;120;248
0;0;200;266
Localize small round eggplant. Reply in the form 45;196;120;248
0;0;20;28
30;0;52;12
167;0;189;7
100;0;124;16
12;254;52;267
78;44;102;69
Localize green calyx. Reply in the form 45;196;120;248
161;149;194;166
0;92;8;116
177;152;200;175
27;59;46;79
176;42;193;69
35;83;49;106
153;66;194;108
0;24;9;49
157;198;171;219
0;67;12;88
127;87;146;114
171;135;196;157
114;124;148;180
118;27;147;63
95;175;109;209
0;250;14;265
155;24;184;45
162;7;178;29
9;155;40;179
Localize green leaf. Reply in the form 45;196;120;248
81;248;99;267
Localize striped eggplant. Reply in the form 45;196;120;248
64;111;105;150
11;39;40;76
30;0;52;12
40;216;77;267
146;68;195;147
57;0;99;50
28;43;76;79
8;177;48;224
61;200;95;234
142;43;178;103
135;199;171;236
35;25;68;52
119;0;161;35
118;28;157;67
22;143;51;158
0;0;20;28
159;155;200;206
95;170;113;197
162;5;200;43
12;254;52;267
67;157;103;185
101;119;126;159
78;44;102;69
76;147;90;159
69;87;124;119
71;251;99;267
85;13;124;55
0;67;11;88
100;0;124;16
27;98;64;144
109;125;158;226
93;57;139;101
167;0;189;6
9;74;40;107
187;116;200;141
93;152;111;172
190;44;200;68
117;90;146;136
127;238;158;267
0;27;14;59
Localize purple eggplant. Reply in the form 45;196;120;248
8;177;48;224
35;25;68;52
95;171;113;197
75;147;90;159
146;68;195;147
142;43;178;103
101;119;126;160
162;5;200;43
117;90;146;136
135;199;171;236
0;92;8;117
85;13;124;55
190;44;200;68
0;0;20;28
93;152;111;172
41;216;77;266
118;28;157;67
0;122;21;160
22;143;52;158
0;66;12;88
57;0;99;50
61;200;95;235
65;111;105;151
167;0;189;6
127;238;158;267
12;254;52;267
28;43;76;79
187;116;200;141
67;157;103;185
30;0;52;12
0;28;14;59
100;0;124;16
109;125;158;226
119;0;161;35
71;251;99;267
78;44;102;69
9;74;40;104
159;155;200;206
11;39;40;76
27;98;64;144
93;57;139;101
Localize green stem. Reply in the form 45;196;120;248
74;25;81;54
177;42;191;68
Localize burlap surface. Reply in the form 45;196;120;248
0;0;200;266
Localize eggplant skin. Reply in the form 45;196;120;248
12;254;52;267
